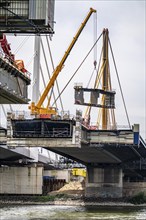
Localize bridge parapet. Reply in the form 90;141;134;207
87;130;134;145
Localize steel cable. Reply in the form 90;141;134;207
108;38;131;128
52;32;103;106
46;35;64;111
14;36;30;54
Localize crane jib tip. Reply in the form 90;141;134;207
90;8;97;13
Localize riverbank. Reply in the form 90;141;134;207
0;195;146;207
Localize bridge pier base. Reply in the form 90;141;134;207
85;166;123;198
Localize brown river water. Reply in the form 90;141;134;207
0;205;146;220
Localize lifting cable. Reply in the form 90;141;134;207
85;33;104;120
52;32;103;107
14;36;30;54
84;15;97;125
45;35;64;112
86;69;95;88
40;65;47;93
93;11;97;69
40;38;57;109
85;44;104;120
26;51;36;68
108;38;131;128
94;36;105;89
86;12;98;88
40;65;53;107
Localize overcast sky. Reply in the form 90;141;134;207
53;0;145;138
1;0;146;139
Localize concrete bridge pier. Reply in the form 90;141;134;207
85;166;123;198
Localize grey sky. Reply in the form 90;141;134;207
4;0;146;139
52;0;146;138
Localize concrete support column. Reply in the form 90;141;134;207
0;166;43;195
85;166;123;198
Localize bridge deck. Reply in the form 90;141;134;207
6;119;146;167
2;118;146;179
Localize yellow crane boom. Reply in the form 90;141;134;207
29;8;96;116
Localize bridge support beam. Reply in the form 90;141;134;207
85;166;123;198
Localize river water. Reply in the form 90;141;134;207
0;205;146;220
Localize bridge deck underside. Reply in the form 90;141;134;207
46;142;145;166
47;145;121;164
7;137;146;166
0;146;32;163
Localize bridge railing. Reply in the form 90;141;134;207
12;127;71;138
10;110;76;121
82;121;131;130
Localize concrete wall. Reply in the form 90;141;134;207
44;169;70;182
85;167;123;198
123;182;146;197
0;166;43;194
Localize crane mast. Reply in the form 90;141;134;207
29;8;96;116
102;29;109;129
74;28;116;130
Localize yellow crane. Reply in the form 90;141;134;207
82;29;116;130
29;8;96;117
